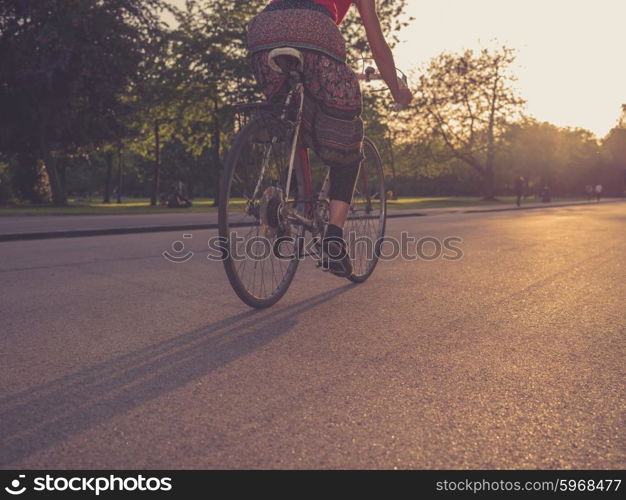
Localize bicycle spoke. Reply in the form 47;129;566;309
219;116;305;307
344;138;386;281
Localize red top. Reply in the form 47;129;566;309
270;0;353;25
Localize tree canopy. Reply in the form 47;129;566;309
0;0;623;206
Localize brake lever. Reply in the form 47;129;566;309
394;75;410;111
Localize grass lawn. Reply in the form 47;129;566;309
0;198;226;216
0;195;589;216
386;195;586;210
387;196;503;210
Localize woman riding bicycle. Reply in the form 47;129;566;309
247;0;412;277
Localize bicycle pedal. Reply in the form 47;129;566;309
316;260;330;270
303;252;322;259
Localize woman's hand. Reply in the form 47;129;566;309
392;80;413;107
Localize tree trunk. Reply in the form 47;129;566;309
151;119;160;206
59;163;66;197
483;131;497;201
386;135;397;179
37;109;66;206
103;151;113;203
43;153;67;206
212;100;221;207
482;168;496;200
483;70;499;201
117;148;123;204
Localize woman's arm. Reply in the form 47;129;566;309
355;0;412;106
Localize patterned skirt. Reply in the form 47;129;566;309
247;6;364;168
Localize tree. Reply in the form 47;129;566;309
415;47;525;199
499;119;601;196
341;0;411;62
602;122;626;196
123;26;180;205
162;0;263;204
0;0;167;205
618;104;626;129
0;155;16;204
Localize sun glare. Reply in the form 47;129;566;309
395;0;626;138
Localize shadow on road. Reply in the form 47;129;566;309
0;284;354;467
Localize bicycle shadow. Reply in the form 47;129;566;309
0;283;354;467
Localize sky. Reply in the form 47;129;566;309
393;0;626;138
166;0;626;138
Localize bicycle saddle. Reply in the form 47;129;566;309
268;47;304;74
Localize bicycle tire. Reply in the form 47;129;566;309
346;136;387;283
219;115;306;308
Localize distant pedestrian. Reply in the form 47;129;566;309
595;184;603;202
541;185;551;203
167;188;192;208
585;184;594;202
523;179;529;200
514;176;525;207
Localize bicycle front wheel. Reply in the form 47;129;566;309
219;115;306;308
345;136;387;283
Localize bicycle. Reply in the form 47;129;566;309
219;47;404;308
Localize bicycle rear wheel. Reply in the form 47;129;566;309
219;115;306;308
345;137;387;283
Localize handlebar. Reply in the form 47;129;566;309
357;65;410;111
356;67;383;82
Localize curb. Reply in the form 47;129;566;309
0;213;429;242
462;200;613;214
0;224;215;242
1;199;622;242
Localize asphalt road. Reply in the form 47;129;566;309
0;199;616;237
1;203;624;469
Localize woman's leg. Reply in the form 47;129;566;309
320;161;360;276
329;200;350;227
328;160;360;227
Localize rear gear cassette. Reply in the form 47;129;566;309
259;186;288;238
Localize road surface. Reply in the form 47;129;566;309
1;203;624;469
1;199;616;237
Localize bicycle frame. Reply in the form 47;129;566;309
283;81;305;205
250;62;377;234
272;77;331;233
248;79;307;208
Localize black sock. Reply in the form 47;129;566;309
325;224;343;240
322;224;346;259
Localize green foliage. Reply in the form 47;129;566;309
0;0;167;204
599;126;626;195
498;119;602;195
603;128;626;167
0;1;621;202
341;0;412;61
0;157;16;204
